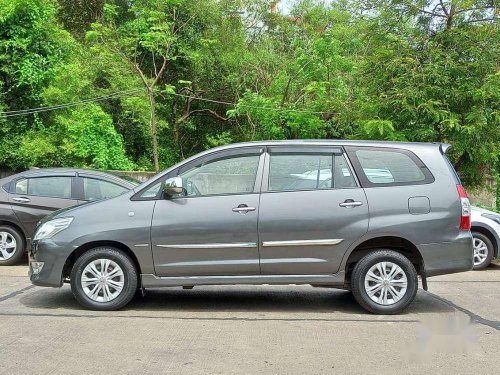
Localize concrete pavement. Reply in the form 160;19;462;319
0;264;499;374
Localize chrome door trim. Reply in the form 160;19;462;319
155;242;258;249
262;239;343;247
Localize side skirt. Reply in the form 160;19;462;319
140;272;346;288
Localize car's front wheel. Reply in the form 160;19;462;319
70;247;138;310
351;250;418;314
0;226;25;266
472;232;494;270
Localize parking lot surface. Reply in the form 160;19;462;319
0;263;499;374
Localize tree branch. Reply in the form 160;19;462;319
176;109;229;124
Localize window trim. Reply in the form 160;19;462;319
10;175;76;200
131;146;266;201
262;147;359;193
345;146;435;188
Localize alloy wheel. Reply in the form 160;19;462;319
81;259;125;303
364;261;408;306
473;238;489;266
0;231;17;261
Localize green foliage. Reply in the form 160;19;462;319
0;0;498;189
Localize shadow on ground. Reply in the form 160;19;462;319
19;285;454;316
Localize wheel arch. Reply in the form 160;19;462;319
343;235;424;285
63;240;142;281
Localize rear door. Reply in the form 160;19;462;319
258;146;369;275
8;174;78;237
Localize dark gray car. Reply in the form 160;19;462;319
29;141;473;314
0;169;137;265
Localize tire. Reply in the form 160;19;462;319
351;250;418;314
70;247;138;311
472;232;494;270
0;225;26;266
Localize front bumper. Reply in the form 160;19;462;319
418;233;473;277
29;239;68;287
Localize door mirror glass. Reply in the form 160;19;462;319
163;177;184;197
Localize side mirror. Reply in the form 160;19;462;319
163;177;184;197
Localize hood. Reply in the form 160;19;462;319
471;205;498;215
38;190;134;226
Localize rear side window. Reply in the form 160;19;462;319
269;154;333;191
268;152;357;192
347;147;434;187
15;177;73;199
83;178;128;201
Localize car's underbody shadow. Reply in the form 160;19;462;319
19;285;454;316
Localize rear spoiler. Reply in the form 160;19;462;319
439;143;452;154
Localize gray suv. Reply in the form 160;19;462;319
29;141;473;314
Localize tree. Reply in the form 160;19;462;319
87;0;194;172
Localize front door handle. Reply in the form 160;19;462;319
232;204;256;214
339;199;363;208
12;197;30;203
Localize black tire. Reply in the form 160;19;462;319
0;225;26;266
70;247;138;311
472;232;494;270
351;250;418;314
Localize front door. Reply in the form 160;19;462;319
151;148;264;276
258;147;369;275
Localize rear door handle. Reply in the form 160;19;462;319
339;200;363;208
232;204;256;214
12;197;30;203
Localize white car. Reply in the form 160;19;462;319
471;206;500;269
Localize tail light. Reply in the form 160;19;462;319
457;185;471;230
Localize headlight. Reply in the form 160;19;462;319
33;217;74;241
482;213;500;225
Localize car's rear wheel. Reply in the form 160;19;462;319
0;226;25;266
351;250;418;314
472;232;494;270
70;247;138;310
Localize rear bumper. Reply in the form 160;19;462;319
418;233;473;277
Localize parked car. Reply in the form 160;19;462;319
0;169;137;265
29;141;473;314
471;206;500;270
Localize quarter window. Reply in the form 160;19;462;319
354;149;430;185
16;177;72;199
178;154;260;197
82;178;128;201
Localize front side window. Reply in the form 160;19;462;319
178;154;260;197
83;178;128;201
269;153;333;192
354;148;431;185
21;177;73;199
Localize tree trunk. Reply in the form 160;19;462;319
147;88;160;172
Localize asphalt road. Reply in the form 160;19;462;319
0;264;499;374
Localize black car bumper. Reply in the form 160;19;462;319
29;239;67;287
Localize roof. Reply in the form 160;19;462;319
1;168;136;188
